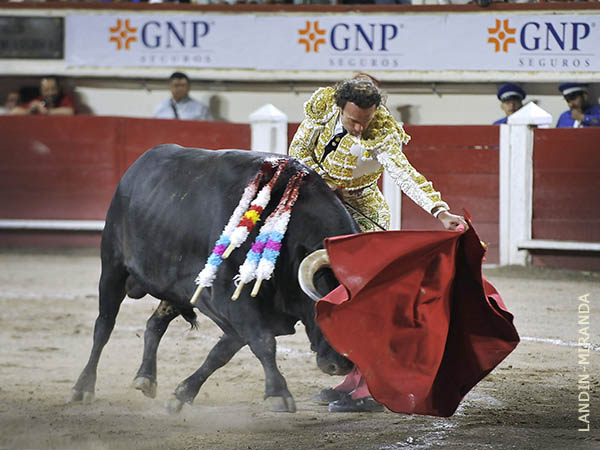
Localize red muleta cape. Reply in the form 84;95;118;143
315;222;519;417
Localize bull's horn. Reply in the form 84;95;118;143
297;249;330;302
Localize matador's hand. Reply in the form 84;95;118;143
437;211;469;231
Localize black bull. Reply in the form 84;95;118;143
70;145;359;413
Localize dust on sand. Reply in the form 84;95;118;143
0;249;598;450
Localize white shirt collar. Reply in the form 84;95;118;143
334;113;344;135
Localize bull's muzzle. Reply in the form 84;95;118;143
298;249;331;302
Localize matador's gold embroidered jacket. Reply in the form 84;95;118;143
289;86;449;217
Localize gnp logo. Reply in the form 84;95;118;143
487;19;516;53
487;18;595;69
297;20;400;53
108;18;211;51
297;20;402;68
298;21;326;53
109;19;138;50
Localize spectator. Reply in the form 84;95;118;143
0;91;20;115
11;76;75;115
556;82;600;128
493;83;526;125
153;72;213;120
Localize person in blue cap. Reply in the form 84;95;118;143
493;83;526;125
556;83;600;128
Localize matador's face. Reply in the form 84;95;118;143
340;102;377;137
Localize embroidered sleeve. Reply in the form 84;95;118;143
369;111;448;215
288;118;323;175
378;149;449;215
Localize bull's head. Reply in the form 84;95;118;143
298;249;353;375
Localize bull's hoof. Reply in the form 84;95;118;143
134;377;157;399
66;389;95;404
267;395;297;413
165;394;184;414
82;391;95;404
66;389;82;404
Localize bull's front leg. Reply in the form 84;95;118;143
248;333;296;413
166;333;245;413
134;301;180;399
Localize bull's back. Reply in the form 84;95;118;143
103;145;267;296
102;144;358;305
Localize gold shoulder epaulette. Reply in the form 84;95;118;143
362;107;410;148
304;87;337;125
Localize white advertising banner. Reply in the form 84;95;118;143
259;14;599;72
65;14;256;68
66;14;599;72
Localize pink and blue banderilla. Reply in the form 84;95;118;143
189;166;266;305
189;160;295;305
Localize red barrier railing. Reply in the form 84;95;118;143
533;128;600;242
0;116;250;222
402;125;500;264
1;117;501;262
531;127;600;270
0;116;250;247
3;116;598;270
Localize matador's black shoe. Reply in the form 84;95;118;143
328;396;385;413
311;388;349;406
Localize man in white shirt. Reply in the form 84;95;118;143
153;72;213;121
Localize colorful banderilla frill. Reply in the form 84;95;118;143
189;169;265;305
252;174;304;296
221;159;288;260
231;172;305;300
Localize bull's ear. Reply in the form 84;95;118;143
298;249;330;302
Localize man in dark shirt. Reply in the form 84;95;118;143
556;83;600;128
493;83;526;125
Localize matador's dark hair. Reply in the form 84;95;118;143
334;78;383;110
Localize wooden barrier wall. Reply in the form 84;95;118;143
531;128;600;271
2;116;598;270
402;126;500;264
0;116;250;247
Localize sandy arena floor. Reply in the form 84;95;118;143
0;249;598;450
